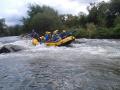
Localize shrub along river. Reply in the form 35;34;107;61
0;36;120;90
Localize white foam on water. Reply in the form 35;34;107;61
72;39;120;56
71;43;107;55
4;39;106;56
102;39;119;44
0;42;3;47
0;38;69;58
10;39;33;48
28;44;71;53
0;36;19;43
0;37;120;59
81;46;106;55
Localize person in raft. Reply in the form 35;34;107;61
59;30;68;39
31;29;39;39
39;36;45;44
52;30;61;42
45;31;51;42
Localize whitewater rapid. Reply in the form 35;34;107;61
0;36;120;90
1;37;119;58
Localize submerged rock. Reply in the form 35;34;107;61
0;44;24;54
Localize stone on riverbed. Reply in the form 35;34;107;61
0;44;24;54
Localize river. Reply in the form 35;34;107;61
0;36;120;90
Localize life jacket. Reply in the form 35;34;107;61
52;34;60;42
60;32;67;39
45;34;51;41
40;36;45;44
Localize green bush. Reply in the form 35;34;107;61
86;23;97;38
95;27;111;38
112;24;120;38
73;28;87;38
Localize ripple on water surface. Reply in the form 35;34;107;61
0;38;120;90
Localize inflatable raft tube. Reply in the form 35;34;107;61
45;36;75;46
32;38;39;46
32;36;75;46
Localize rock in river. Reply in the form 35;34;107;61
0;44;24;54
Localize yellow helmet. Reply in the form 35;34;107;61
48;32;51;34
63;30;66;32
53;30;59;34
45;31;48;34
45;31;51;34
55;30;59;32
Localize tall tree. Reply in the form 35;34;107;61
22;5;62;34
87;2;109;27
78;12;87;28
0;18;6;36
106;0;120;27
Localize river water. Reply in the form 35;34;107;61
0;36;120;90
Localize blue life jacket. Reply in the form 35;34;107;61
45;34;50;41
60;32;67;38
52;34;60;42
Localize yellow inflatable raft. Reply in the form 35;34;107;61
32;38;39;46
32;36;75;46
45;36;75;46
